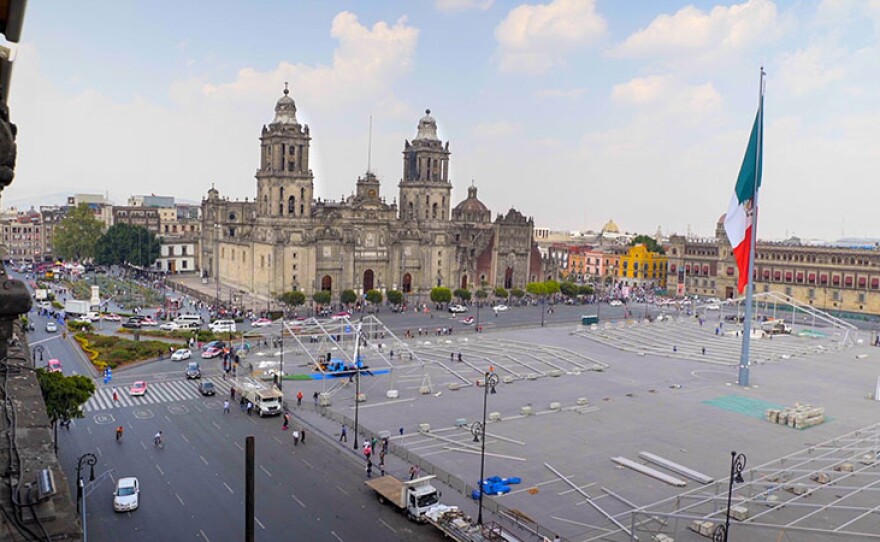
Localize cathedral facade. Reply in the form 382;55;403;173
199;88;548;302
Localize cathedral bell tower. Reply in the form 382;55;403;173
256;84;314;219
398;110;452;222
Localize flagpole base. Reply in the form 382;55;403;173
738;365;750;387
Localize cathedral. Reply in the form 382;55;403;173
199;87;549;302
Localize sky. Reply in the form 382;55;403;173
3;0;880;241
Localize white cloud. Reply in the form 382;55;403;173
535;87;586;99
494;0;606;74
435;0;493;13
473;120;522;137
611;75;722;116
612;0;779;61
777;44;845;95
4;12;420;207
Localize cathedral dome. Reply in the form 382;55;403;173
272;85;298;125
601;218;620;234
414;109;439;141
454;185;489;214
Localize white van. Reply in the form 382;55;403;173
210;319;236;333
174;314;202;328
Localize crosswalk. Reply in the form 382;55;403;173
85;376;233;412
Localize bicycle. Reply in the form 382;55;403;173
153;432;164;448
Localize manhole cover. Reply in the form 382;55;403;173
204;400;221;409
93;413;115;425
168;405;189;415
133;409;154;420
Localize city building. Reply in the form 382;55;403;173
199;88;548;301
112;206;161;233
1;209;42;261
666;217;880;316
128;194;175;208
618;243;668;289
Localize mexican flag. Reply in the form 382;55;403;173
724;100;763;294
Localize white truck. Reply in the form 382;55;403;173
64;299;91;317
234;376;283;417
365;475;441;523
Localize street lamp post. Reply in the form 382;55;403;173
473;370;499;526
352;322;362;450
32;344;45;367
714;451;747;542
75;452;97;515
277;332;284;391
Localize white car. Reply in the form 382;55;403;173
448;304;468;314
492;305;509;313
171;348;192;361
609;300;624;307
706;304;721;311
113;477;139;512
159;322;180;331
45;321;57;333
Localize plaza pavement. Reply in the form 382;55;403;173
281;318;880;542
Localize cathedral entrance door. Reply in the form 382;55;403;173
402;273;412;293
363;269;374;292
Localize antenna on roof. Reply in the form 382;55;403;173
367;115;373;174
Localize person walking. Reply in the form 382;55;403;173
379;460;385;477
296;391;303;407
230;386;236;400
300;428;306;444
339;424;348;442
702;346;706;356
223;400;230;413
366;459;373;478
246;401;253;416
282;413;290;430
313;390;319;406
292;429;300;446
112;389;119;403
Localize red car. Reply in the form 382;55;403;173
129;381;148;396
140;317;158;326
252;318;273;327
47;359;62;373
201;347;222;359
330;311;351;320
102;313;122;321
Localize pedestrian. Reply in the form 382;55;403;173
112;389;118;403
296;391;303;407
247;401;253;415
371;436;378;451
313;390;319;406
300;428;306;444
379;460;385;476
230;386;236;400
673;345;677;353
409;464;420;480
223;400;230;413
450;352;454;362
292;429;300;446
382;437;389;455
340;424;348;442
283;413;290;430
457;352;462;362
702;346;706;355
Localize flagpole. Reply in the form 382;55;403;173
737;67;765;387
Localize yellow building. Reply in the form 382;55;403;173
618;244;667;289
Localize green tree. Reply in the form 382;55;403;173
544;280;561;296
475;289;488;300
430;287;452;304
313;291;331;305
37;370;95;431
526;282;547;296
95;224;161;267
494;287;508;299
386;290;403;305
365;289;383;304
630;234;665;254
578;284;595;296
453;288;472;301
560;281;579;298
53;203;105;262
510;288;525;299
340;289;358;305
279;290;306;307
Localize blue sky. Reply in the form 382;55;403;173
5;0;880;241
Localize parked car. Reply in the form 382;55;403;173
129;381;148;396
461;316;475;325
160;322;180;331
198;381;216;396
609;300;624;307
448;304;468;313
201;347;222;359
706;304;721;311
251;318;273;327
492;304;509;313
185;362;201;379
140;317;158;326
171;348;191;361
45;321;57;333
330;311;352;320
102;313;122;321
113;477;139;512
47;359;62;373
202;340;226;351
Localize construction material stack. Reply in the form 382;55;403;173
765;402;825;429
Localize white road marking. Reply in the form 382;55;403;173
223;482;234;494
181;433;190;443
301;458;313;469
199;529;211;541
140;441;147;450
259;465;272;477
211;421;222;430
175;492;185;506
378;519;396;533
330;531;343;542
200;455;209;466
336;485;349;496
291;493;305;508
254;517;266;530
156;464;165;476
95;446;103;458
234;441;244;451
